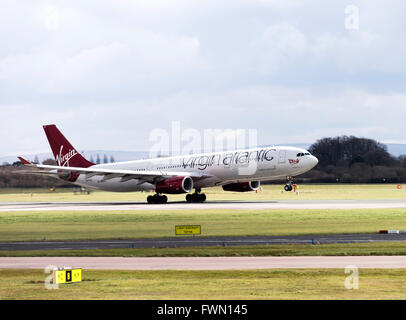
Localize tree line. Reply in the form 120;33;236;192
297;136;406;183
89;154;115;164
0;154;115;188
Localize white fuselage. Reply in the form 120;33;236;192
71;146;318;192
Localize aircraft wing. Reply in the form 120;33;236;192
16;157;209;184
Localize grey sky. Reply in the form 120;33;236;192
1;0;406;156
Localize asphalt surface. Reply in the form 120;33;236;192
3;256;406;269
1;198;406;251
1;233;406;251
1;199;406;211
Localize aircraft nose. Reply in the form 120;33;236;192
311;156;319;168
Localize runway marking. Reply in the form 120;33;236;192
2;256;406;270
1;199;406;211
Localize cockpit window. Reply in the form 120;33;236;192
297;152;311;157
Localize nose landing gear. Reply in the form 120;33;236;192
186;188;206;203
147;194;168;204
284;176;294;192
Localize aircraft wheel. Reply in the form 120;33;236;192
186;192;206;203
147;195;153;204
196;193;207;202
147;194;168;204
199;194;206;202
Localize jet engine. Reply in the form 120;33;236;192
155;176;194;194
222;181;260;192
57;170;79;182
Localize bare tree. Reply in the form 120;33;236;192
42;158;56;165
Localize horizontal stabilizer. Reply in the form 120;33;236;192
17;157;33;165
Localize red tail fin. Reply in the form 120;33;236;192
17;157;32;165
43;124;95;168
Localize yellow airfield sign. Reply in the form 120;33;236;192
53;268;82;284
175;225;201;235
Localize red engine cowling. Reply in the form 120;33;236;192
222;181;260;192
57;170;79;182
155;176;194;194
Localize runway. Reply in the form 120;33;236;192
1;233;406;251
3;256;406;270
1;199;406;211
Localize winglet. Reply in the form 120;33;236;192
17;157;32;165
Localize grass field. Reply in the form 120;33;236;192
2;242;406;257
0;184;405;259
1;185;406;300
0;208;405;242
2;268;406;299
0;184;405;202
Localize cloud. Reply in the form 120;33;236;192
2;83;406;155
42;5;61;30
251;23;309;75
1;1;406;156
249;21;406;79
0;3;203;97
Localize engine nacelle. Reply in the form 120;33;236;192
57;170;79;182
155;176;194;194
222;181;260;192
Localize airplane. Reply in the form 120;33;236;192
17;124;319;204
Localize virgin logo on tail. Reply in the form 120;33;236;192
56;145;77;166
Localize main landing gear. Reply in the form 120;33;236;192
147;193;168;204
186;189;206;203
284;176;294;192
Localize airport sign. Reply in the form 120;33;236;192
53;268;82;284
175;225;201;235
